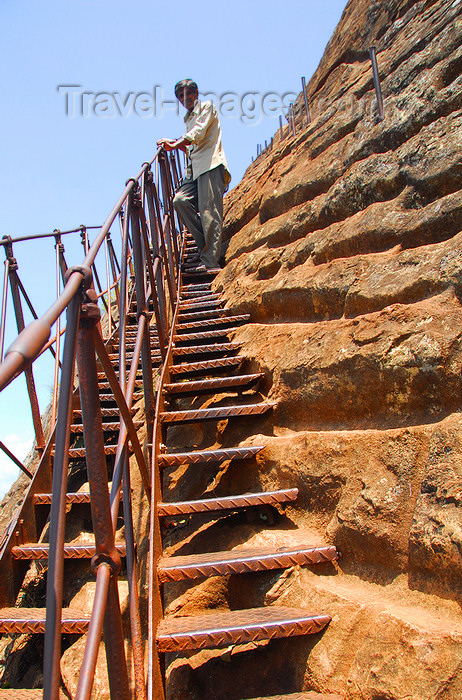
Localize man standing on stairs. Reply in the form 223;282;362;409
157;79;231;270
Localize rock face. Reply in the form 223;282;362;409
161;0;462;698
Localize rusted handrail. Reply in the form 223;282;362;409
0;145;182;699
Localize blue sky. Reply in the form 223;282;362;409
0;0;348;497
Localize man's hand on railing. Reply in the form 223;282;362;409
157;137;189;154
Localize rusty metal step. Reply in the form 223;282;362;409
248;694;344;699
70;444;117;458
0;607;90;634
170;356;245;377
182;269;219;281
34;492;90;505
158;444;265;468
182;282;213;292
11;542;126;560
70;420;143;433
73;408;132;419
33;490;123;506
180;289;216;299
160;402;276;424
0;691;68;699
98;380;144;390
97;370;143;380
53;445;118;459
164;373;263;396
179;298;224;310
178;308;226;322
157;606;331;652
157;544;337;582
176;315;250;333
99;392;143;403
108;352;161;362
173;328;238;344
172;342;241;358
179;295;222;308
158;487;298;516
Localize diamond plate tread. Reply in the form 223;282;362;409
57;444;118;460
160;402;276;424
157;606;331;652
33;490;122;505
176;315;250;332
178;308;227;322
180;290;216;300
0;692;68;699
158;487;298;516
99;392;143;403
170;357;245;376
179;296;225;314
173;342;241;357
164;373;264;395
173;328;237;344
11;542;126;560
107;353;161;362
179;295;222;308
97;380;144;390
248;694;344;699
182;270;218;280
157;545;337;582
73;408;133;419
69;420;143;433
0;607;90;634
182;283;213;292
158;444;265;468
106;357;162;368
97;369;144;378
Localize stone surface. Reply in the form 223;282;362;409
163;0;462;698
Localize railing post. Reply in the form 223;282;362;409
301;76;311;125
158;150;179;270
3;237;45;451
0;258;9;362
144;172;168;338
369;46;385;121
43;290;80;700
129;184;155;430
51;234;65;428
75;284;130;700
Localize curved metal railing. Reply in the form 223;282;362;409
0;147;184;699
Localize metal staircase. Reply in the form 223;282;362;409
0;151;339;699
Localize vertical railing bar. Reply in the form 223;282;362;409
159;152;180;269
130;189;155;429
301;76;311;124
75;564;112;700
139;209;167;357
145;179;168;339
104;237;112;339
119;198;130;388
107;235;120;306
50;237;63;429
43;293;80;700
0;259;9;362
3;241;45;450
76;298;130;700
369;46;385;120
122;455;147;700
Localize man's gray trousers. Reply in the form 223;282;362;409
173;164;226;269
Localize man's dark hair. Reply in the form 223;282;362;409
174;79;198;99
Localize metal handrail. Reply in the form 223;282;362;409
0;146;183;699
